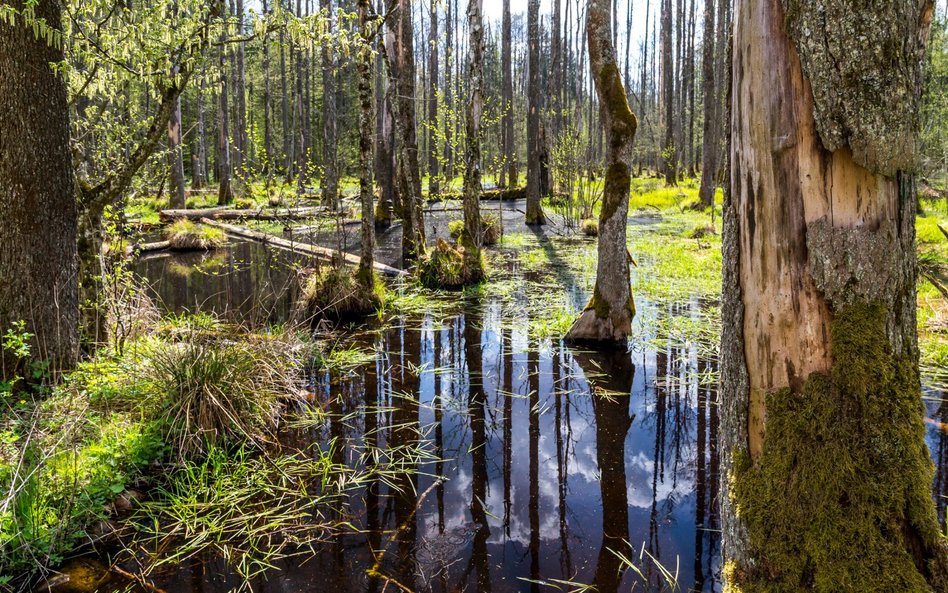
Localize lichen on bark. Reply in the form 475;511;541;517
730;302;948;593
780;0;933;175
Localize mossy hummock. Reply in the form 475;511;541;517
730;302;948;593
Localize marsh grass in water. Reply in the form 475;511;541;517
163;220;227;251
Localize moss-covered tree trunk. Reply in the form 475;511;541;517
356;0;376;286
565;0;637;344
460;0;485;282
721;0;948;590
525;0;546;225
0;0;79;377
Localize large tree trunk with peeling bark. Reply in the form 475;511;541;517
460;0;485;282
0;0;79;378
721;0;948;590
566;0;637;344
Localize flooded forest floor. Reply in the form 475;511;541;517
5;179;948;593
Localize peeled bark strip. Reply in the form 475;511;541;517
0;0;79;376
565;0;637;344
721;0;948;589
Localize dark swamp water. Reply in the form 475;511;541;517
112;204;948;593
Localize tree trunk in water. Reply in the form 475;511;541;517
721;0;948;590
375;12;395;228
660;0;676;185
321;0;338;209
566;0;637;344
461;0;485;282
525;0;546;225
697;0;716;207
501;0;516;188
385;0;426;262
0;0;79;377
356;0;376;285
167;94;186;209
427;0;440;198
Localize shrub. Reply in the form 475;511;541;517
581;218;599;236
447;215;500;246
163;220;226;251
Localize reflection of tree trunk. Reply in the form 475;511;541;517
693;356;708;592
574;350;635;593
463;311;492;591
502;327;513;537
528;344;541;593
553;348;572;575
365;350;382;593
390;328;420;590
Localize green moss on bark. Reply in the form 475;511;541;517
731;301;948;592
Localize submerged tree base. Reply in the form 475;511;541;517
730;302;948;593
417;238;485;288
564;287;635;344
296;265;385;320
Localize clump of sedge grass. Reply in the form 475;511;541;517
296;265;385;320
163;220;226;251
581;218;599;236
146;334;305;459
418;239;484;289
447;215;501;246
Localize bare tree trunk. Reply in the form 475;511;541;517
0;0;78;377
385;0;426;261
263;0;274;183
375;5;395;227
461;0;485;281
356;0;376;285
501;0;516;188
660;0;676;185
525;0;546;224
218;17;233;205
280;22;292;178
721;0;948;590
697;0;716;206
428;0;440;198
193;75;208;189
321;0;338;208
168;94;186;208
235;0;248;177
444;0;455;184
566;0;637;343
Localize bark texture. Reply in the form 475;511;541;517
357;0;376;283
461;0;485;281
721;0;948;589
322;0;339;209
0;0;79;376
525;0;546;225
566;0;637;344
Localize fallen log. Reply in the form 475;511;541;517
199;218;407;277
426;186;526;203
160;206;328;222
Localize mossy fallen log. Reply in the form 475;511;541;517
159;206;327;222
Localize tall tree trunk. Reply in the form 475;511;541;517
218;18;233;205
660;0;676;185
356;0;376;285
501;0;516;188
375;4;395;227
0;0;78;377
235;0;247;178
321;0;338;208
168;94;186;208
566;0;637;343
280;24;292;178
697;0;716;206
193;76;208;189
263;0;273;183
721;0;948;590
385;0;426;262
525;0;546;224
294;0;307;188
551;0;562;141
461;0;485;282
444;0;454;183
427;0;440;198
